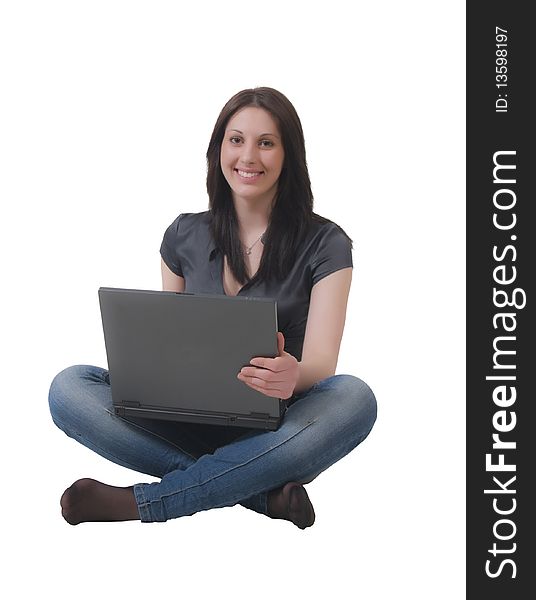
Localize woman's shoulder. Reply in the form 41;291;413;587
309;213;353;247
305;214;353;283
171;210;210;228
164;210;211;238
161;210;214;257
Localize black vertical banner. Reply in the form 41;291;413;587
467;2;534;598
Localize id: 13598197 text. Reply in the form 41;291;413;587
495;27;508;113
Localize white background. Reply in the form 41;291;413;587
1;1;465;598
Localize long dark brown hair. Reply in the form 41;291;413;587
206;87;351;285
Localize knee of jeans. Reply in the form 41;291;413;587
333;374;377;434
48;364;95;427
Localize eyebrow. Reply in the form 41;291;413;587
228;129;280;139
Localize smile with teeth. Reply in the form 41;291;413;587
235;169;263;179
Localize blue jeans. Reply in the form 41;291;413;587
48;365;376;523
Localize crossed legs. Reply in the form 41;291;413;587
48;365;376;527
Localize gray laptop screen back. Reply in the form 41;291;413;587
98;287;283;428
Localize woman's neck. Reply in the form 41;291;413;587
233;196;273;237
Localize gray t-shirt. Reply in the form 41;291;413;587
160;211;352;362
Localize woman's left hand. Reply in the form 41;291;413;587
237;332;299;400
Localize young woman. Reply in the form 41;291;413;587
48;87;377;529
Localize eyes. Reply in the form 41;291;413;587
228;136;275;148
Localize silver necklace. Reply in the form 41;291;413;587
244;232;266;255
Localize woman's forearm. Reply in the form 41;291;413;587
293;358;336;396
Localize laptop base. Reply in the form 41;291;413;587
114;404;283;431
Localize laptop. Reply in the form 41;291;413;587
98;287;287;430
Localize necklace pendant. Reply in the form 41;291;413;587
246;249;251;255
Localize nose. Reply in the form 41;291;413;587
240;140;259;166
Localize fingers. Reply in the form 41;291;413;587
277;331;285;355
237;367;294;399
238;333;296;400
238;366;287;382
237;371;284;390
237;374;292;399
250;332;286;368
240;379;283;398
237;373;280;392
249;356;287;371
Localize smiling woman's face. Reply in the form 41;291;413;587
220;106;285;206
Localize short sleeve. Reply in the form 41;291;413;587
311;224;353;286
160;214;184;277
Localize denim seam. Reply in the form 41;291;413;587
152;418;317;504
133;484;152;522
